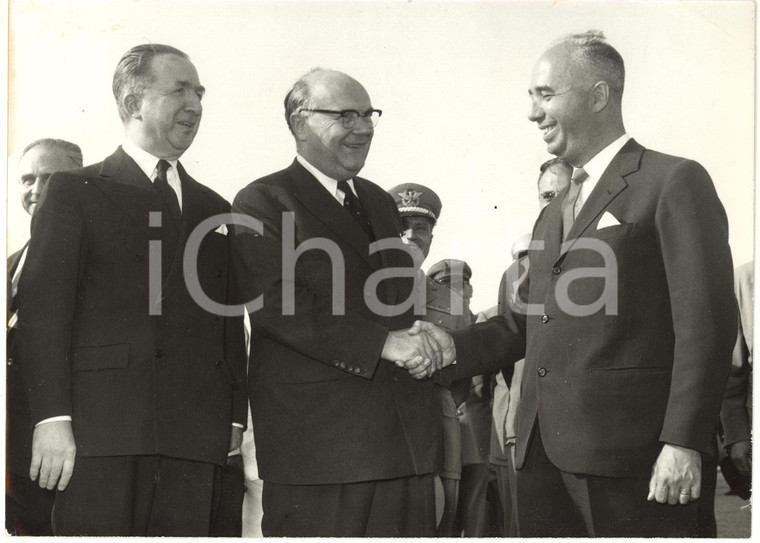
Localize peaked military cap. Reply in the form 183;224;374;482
428;259;472;284
388;183;442;224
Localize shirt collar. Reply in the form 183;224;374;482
296;154;355;201
122;140;179;181
580;133;631;182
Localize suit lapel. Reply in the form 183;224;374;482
288;161;378;268
540;197;564;262
92;147;160;238
558;139;643;258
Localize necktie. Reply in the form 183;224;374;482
337;180;375;241
155;159;181;228
561;168;589;241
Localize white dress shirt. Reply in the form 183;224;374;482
122;141;183;210
296;154;358;203
575;133;631;213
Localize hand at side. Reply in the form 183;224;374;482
30;420;76;491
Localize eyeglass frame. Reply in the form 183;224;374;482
299;108;383;129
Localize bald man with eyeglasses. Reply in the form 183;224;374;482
230;68;443;537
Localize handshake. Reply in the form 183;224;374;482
382;321;457;379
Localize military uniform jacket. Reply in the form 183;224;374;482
17;147;247;466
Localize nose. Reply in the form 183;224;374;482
30;177;43;196
185;93;202;115
528;98;543;122
352;116;373;135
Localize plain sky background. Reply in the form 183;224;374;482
6;0;755;311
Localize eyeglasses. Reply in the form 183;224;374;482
539;190;559;203
301;108;382;129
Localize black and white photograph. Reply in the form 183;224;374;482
5;0;754;537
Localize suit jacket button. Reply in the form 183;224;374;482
155;349;163;358
215;360;224;368
538;367;547;377
552;266;561;275
135;253;144;262
541;314;550;324
393;376;399;383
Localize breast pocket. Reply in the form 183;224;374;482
590;222;635;241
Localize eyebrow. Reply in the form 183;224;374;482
529;85;554;95
178;80;206;95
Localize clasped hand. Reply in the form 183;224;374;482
382;321;456;379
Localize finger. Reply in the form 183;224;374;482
409;358;432;377
647;473;657;501
654;484;669;504
58;455;76;491
407;321;424;336
46;457;64;491
29;452;42;482
425;332;443;368
37;456;51;490
678;489;691;505
689;479;701;501
419;333;441;367
666;484;680;505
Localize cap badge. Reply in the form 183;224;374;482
398;189;423;207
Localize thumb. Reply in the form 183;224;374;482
407;320;424;335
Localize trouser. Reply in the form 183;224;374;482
5;471;55;536
52;455;220;536
262;473;436;537
516;426;701;537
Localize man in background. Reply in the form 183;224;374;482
537;157;572;208
390;183;484;536
17;44;247;535
6;138;83;536
720;261;753;498
488;157;570;536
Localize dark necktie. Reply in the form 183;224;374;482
155;159;181;228
337;180;374;241
561;168;589;241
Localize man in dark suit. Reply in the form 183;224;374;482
230;68;441;537
7;138;83;535
16;44;247;536
412;31;736;537
719;260;752;498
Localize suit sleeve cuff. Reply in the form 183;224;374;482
35;415;72;427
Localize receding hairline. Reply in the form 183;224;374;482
543;32;625;94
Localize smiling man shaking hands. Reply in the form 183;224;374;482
231;69;443;537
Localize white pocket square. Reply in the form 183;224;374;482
597;212;621;229
214;224;228;235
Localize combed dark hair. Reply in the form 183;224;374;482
22;138;83;167
112;44;189;122
556;30;625;95
283;67;324;136
539;157;572;174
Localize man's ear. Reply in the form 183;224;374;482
290;112;307;141
591;81;610;113
124;93;142;120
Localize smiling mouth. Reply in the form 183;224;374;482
345;142;368;150
177;120;196;129
540;123;557;137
